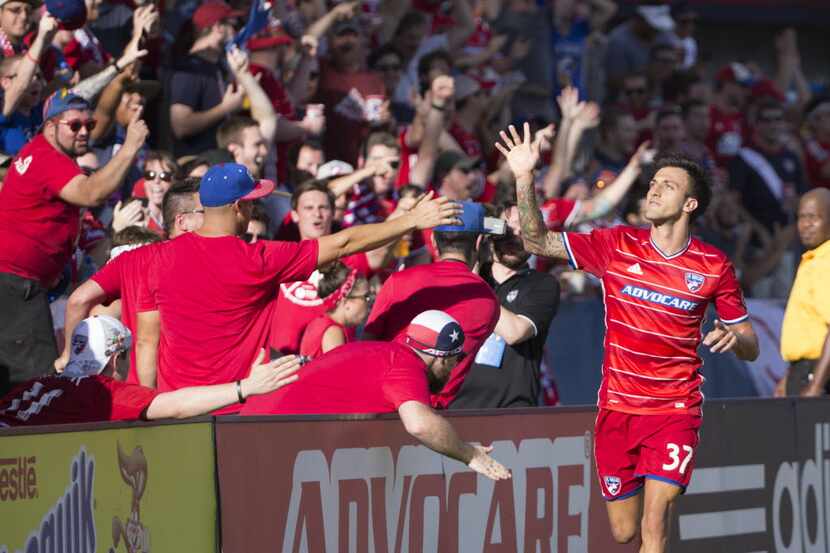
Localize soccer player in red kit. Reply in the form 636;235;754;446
0;315;301;427
243;310;511;481
496;123;760;553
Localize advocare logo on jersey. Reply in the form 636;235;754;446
0;456;37;502
0;448;96;553
621;284;699;311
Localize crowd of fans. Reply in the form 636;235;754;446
0;0;829;413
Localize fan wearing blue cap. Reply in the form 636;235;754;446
241;309;512;482
137;163;461;412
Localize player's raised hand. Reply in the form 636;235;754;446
241;349;302;398
468;445;512;481
702;319;738;353
409;191;463;230
495;122;539;179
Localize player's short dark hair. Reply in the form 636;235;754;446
652;156;712;222
112;226;163;247
162;178;201;236
434;231;478;262
291;179;335;210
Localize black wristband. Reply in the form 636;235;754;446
431;103;446;111
236;380;246;403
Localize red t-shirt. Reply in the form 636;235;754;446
562;226;748;416
241;341;431;415
0;375;159;426
707;105;745;166
142;234;319;412
363;260;499;409
269;252;371;354
449;121;483;159
90;243;161;383
804;138;830;189
0;135;83;285
299;315;348;358
316;60;385;165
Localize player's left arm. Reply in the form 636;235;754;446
702;319;759;361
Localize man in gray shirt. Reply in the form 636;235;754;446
605;5;676;88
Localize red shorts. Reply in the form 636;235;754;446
594;408;702;501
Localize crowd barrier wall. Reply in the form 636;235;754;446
0;419;217;553
4;398;830;552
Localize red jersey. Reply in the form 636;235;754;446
299;315;348;358
0;375;158;427
142;234;318;412
0;134;83;285
241;341;430;415
804;139;830;189
562;226;748;416
90;243;161;383
449;122;483;159
364;260;499;408
269;253;370;354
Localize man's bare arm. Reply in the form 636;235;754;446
136;310;160;388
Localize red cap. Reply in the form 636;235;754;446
192;1;244;31
248;26;293;51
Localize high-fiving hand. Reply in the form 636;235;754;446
494;123;540;179
702;319;738;353
468;445;512;480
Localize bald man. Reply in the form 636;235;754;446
780;188;830;396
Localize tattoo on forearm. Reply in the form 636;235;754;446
515;176;567;259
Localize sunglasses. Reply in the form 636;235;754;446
60;119;96;133
144;170;174;182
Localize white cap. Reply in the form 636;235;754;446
637;5;675;32
64;315;132;378
317;160;354;180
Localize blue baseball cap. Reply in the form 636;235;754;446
45;0;88;31
42;88;90;122
199;163;275;207
434;201;505;235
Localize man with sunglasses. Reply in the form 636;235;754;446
242;309;511;482
0;88;147;394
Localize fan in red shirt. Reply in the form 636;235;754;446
54;180;205;384
0;89;147;390
707;64;752;166
498;123;759;553
364;201;502;409
139;163;460;412
299;263;371;358
0;315;301;427
245;310;510;481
